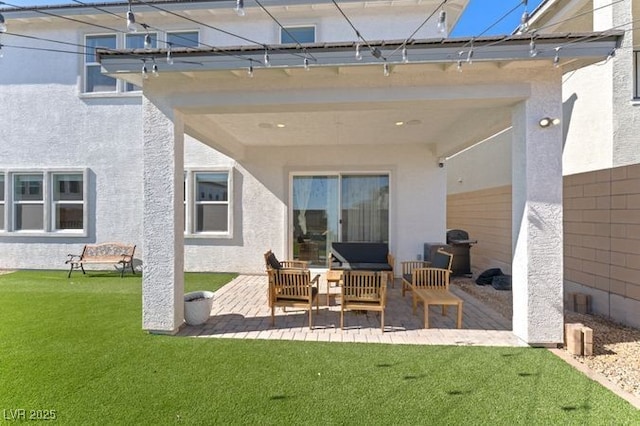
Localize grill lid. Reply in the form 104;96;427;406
446;229;477;245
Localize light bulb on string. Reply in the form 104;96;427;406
383;62;390;77
402;46;408;63
166;43;174;65
355;43;362;61
437;9;446;34
235;0;246;16
264;48;271;67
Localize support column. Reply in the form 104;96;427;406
511;77;564;345
142;97;185;333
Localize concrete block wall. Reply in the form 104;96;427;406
446;185;512;275
447;163;640;329
564;163;640;328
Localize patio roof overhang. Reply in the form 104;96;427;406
98;32;622;81
96;31;622;159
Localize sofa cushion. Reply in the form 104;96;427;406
349;262;392;271
331;242;389;264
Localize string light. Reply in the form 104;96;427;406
529;36;537;57
166;42;173;64
355;43;362;60
144;33;152;50
152;59;159;77
466;39;474;64
456;51;463;72
141;59;148;79
437;9;447;34
518;0;529;33
126;0;137;33
303;56;310;70
383;62;390;76
247;61;254;77
401;46;408;63
553;46;560;68
263;48;270;67
235;0;245;17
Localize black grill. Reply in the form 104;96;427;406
446;229;477;276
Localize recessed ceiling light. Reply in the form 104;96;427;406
395;121;404;126
276;123;286;128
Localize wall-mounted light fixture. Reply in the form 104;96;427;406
538;117;560;128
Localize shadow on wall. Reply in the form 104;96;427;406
562;93;578;151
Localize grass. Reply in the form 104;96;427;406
1;270;639;425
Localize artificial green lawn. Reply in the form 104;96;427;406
1;270;638;425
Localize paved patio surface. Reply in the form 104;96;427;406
178;273;526;347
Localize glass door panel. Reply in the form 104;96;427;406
292;176;339;267
341;175;389;242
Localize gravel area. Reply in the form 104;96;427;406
452;276;640;398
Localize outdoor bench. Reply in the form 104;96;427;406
65;243;136;278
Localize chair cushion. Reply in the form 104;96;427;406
431;251;451;269
349;262;393;272
267;252;281;269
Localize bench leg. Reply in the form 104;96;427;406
80;264;86;275
67;264;74;278
120;262;125;278
130;261;136;275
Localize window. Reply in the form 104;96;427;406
635;50;639;99
13;174;44;231
125;33;157;92
83;31;198;95
184;170;232;237
85;34;117;93
167;31;199;48
52;173;84;230
281;26;315;44
0;174;4;230
1;171;86;235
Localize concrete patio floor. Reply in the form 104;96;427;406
178;273;527;347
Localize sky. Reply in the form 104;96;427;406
11;0;546;37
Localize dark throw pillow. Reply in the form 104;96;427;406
267;252;281;270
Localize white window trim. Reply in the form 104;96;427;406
184;168;233;239
634;50;639;100
0;173;5;232
83;33;119;96
0;169;88;237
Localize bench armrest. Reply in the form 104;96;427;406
66;254;82;263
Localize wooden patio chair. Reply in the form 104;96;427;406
400;260;431;297
340;271;388;332
264;250;308;308
410;250;463;329
268;268;320;330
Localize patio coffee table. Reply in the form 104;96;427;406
413;289;463;329
325;270;343;305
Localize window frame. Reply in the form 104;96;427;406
84;33;118;95
184;168;233;239
0;169;88;237
51;172;86;232
0;173;5;231
634;50;639;100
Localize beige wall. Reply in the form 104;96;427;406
447;185;512;275
564;164;640;327
447;163;640;328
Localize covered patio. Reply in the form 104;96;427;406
178;273;523;346
98;32;621;345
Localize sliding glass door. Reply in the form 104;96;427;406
292;173;389;267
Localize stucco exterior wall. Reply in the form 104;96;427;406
184;140;445;274
0;28;144;270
